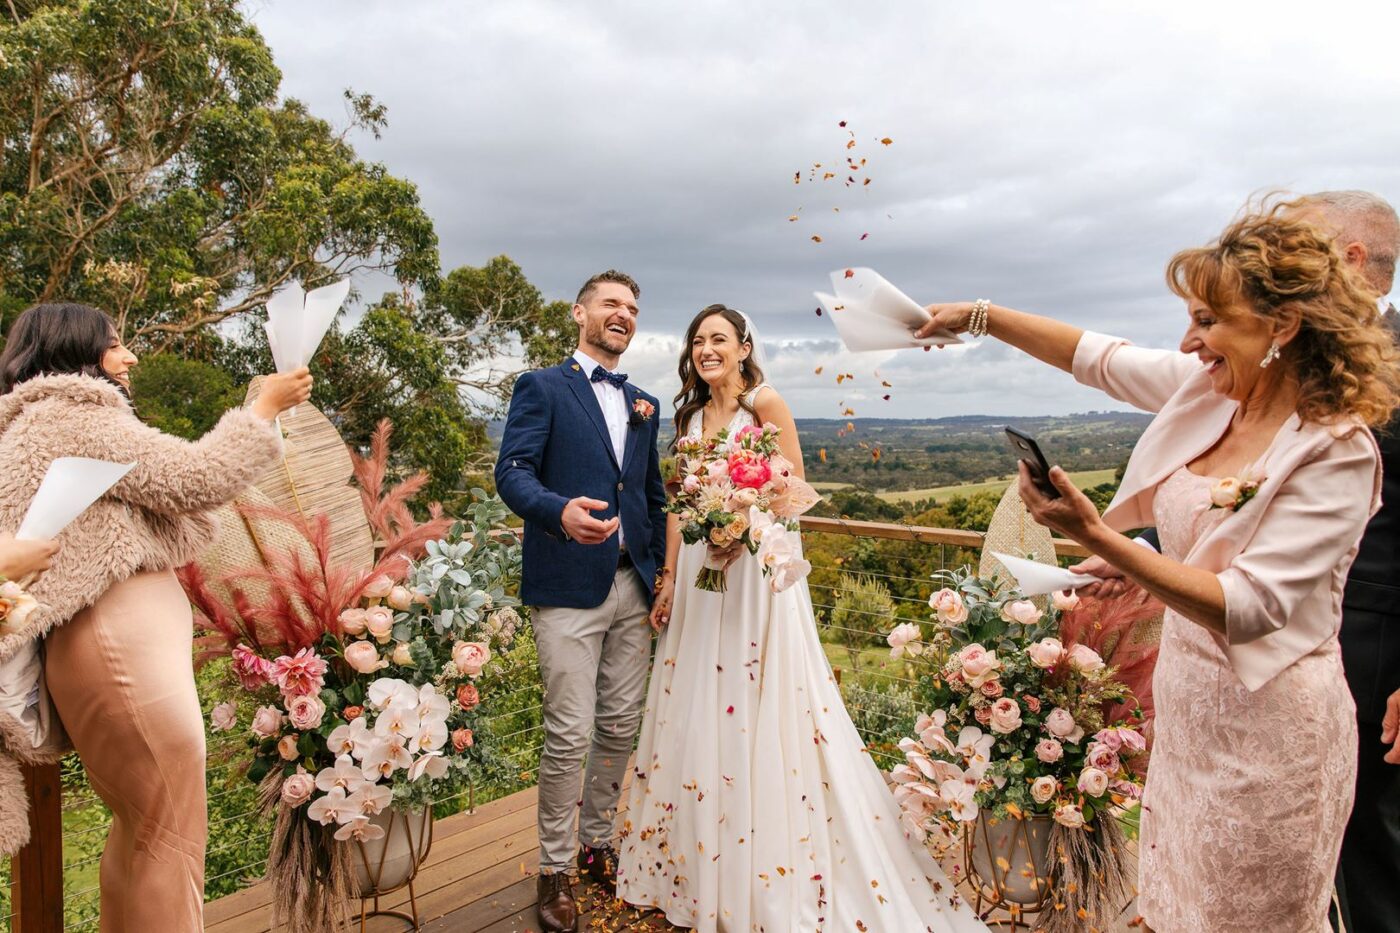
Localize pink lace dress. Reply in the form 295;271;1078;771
1139;468;1356;932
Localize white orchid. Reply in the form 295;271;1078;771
306;787;350;826
407;751;450;781
367;677;418;711
314;754;367;795
345;782;392;816
360;736;414;780
333;816;387;842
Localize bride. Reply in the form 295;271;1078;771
615;304;986;933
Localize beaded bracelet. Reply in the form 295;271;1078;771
968;298;991;338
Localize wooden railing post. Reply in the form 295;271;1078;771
10;763;63;933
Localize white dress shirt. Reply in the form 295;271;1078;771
573;348;628;548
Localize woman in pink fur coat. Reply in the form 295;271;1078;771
0;302;311;933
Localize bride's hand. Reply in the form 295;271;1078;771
649;577;675;631
915;302;976;346
707;540;745;572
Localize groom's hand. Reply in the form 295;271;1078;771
560;497;620;545
1382;687;1400;765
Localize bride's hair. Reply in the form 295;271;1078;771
672;304;766;450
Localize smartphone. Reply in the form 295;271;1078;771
1004;427;1060;499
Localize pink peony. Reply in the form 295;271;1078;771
456;683;481;711
344;641;385;674
287;694;326;731
277;734;301;761
727;487;759;510
988;697;1023;734
339;608;368;636
1068;644;1105;673
1086;742;1120;773
1077;767;1110;797
362;574;394;599
387;586;415;611
1000;599;1039;625
280;768;315;807
1044;707;1082;742
452;642;491;678
364;606;395;644
1026;637;1065;670
1035;739;1064;763
682;474;702;494
209;701;237;732
928;588;968;624
250;705;285;738
1030;776;1058;805
272;648;328;698
231;645;274;691
451;728;474;752
728;450;772;490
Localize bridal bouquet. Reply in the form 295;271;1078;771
667;422;821;593
887;568;1156;929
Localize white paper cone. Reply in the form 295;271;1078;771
16;458;136;541
816;267;961;352
989;551;1101;597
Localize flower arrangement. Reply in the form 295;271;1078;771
886;568;1156;929
667;422;821;592
1209;471;1263;512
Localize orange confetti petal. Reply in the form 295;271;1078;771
846;139;856;149
819;448;827;463
788;215;799;222
810;235;823;243
843;268;855;279
814;366;824;374
880;137;893;145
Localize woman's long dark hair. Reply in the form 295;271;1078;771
671;304;766;449
0;302;123;394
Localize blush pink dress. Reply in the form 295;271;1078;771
1139;468;1356;932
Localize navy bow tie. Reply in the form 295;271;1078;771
590;366;628;389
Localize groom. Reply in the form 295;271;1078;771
495;270;666;933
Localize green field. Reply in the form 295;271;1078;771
874;468;1118;504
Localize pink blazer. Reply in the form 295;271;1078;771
1073;331;1382;691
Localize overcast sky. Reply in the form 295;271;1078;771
249;0;1400;419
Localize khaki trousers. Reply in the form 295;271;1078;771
533;566;651;872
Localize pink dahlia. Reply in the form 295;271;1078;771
272;647;328;698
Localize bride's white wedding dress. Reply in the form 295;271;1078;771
616;389;986;933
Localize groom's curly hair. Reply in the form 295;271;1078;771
575;270;640;305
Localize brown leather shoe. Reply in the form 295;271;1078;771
536;872;578;932
577;842;619;896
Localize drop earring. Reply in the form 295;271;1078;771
1260;342;1281;368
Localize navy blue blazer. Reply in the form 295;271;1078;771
494;359;666;609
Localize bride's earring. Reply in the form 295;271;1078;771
1260;342;1281;369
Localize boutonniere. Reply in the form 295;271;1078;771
1209;474;1264;512
630;398;655;426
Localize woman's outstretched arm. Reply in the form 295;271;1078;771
917;302;1084;373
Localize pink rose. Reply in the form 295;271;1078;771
1077;767;1110;797
727;487;759;510
1210;476;1243;509
979;679;1004;699
343;705;364;721
231;645;274;691
728;450;772;490
682;474;702;494
456;683;481;711
344;641;385;674
1097;726;1146;753
387;586;415;611
451;728;474;752
362;574;394;599
1068;644;1105;673
974;706;994;726
287;694;326;731
1051;589;1081;612
886;622;923;659
250;705;285;738
1030;776;1058;804
1027;637;1065;670
988;697;1022;734
209;701;237;733
1093;728;1123;752
280;769;315;807
277;734;300;761
928;588;968;624
1086;742;1120;773
1112;779;1144;800
1024;695;1042;714
705;459;730;482
1035;739;1064;763
339;608;368;636
1053;803;1085;829
957;644;1001;687
390;642;415;666
272;647;328;698
364;606;395;644
452;642;491;678
1000;599;1039;625
1044;707;1081;741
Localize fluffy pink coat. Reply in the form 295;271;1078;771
0;374;281;853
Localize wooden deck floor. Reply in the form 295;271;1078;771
202;786;679;933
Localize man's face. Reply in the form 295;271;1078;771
574;282;639;358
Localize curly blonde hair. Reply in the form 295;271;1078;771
1166;197;1400;427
